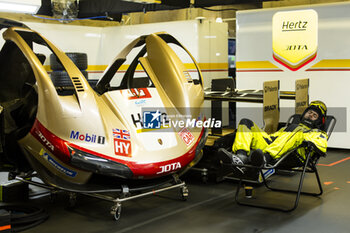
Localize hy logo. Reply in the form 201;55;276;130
143;110;161;129
113;128;132;157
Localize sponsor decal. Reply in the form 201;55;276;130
131;113;143;128
127;88;152;100
113;129;132;157
272;9;318;70
157;162;182;174
36;130;54;151
70;131;105;144
264;104;277;111
39;149;77;177
135;99;147;106
143;110;162;129
296;83;308;90
296;101;307;108
295;79;309;114
178;127;195;146
264;86;278;93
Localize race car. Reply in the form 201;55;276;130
0;18;207;192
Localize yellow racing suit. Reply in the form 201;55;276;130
232;118;328;162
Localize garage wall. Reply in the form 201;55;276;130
16;20;227;86
26;22;103;67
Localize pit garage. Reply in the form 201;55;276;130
0;1;349;233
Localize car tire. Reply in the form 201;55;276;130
50;53;88;71
51;70;88;87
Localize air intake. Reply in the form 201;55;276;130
72;77;84;92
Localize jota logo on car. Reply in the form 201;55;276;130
157;162;182;174
70;130;105;144
36;130;54;151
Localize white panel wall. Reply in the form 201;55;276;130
236;2;350;148
26;22;103;68
17;20;228;84
98;20;200;65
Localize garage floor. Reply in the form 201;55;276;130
1;148;350;233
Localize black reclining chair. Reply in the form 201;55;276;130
231;114;336;212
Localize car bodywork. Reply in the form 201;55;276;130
0;19;207;191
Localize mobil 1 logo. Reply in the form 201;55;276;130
70;130;105;144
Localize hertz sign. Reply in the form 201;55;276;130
272;9;318;71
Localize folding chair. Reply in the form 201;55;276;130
234;114;337;212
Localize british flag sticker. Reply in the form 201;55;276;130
178;127;195;146
113;129;132;157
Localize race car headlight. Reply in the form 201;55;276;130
68;146;133;179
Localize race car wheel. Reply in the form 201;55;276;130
50;52;88;70
111;203;122;221
180;186;189;201
50;191;58;203
51;70;88;87
68;192;77;208
201;174;208;183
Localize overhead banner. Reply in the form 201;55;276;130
272;9;318;71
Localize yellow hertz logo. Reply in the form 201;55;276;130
272;9;318;71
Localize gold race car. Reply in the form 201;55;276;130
0;18;207;203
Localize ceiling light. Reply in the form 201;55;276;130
216;17;223;23
0;0;41;14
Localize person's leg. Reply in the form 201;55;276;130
264;130;304;160
250;149;273;166
250;129;305;166
221;118;272;169
232;118;271;155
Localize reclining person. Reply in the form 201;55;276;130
221;101;328;171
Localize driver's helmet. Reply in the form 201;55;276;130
301;100;327;129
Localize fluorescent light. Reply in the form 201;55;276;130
122;0;161;4
0;0;41;14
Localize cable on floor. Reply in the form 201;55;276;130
0;204;49;232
